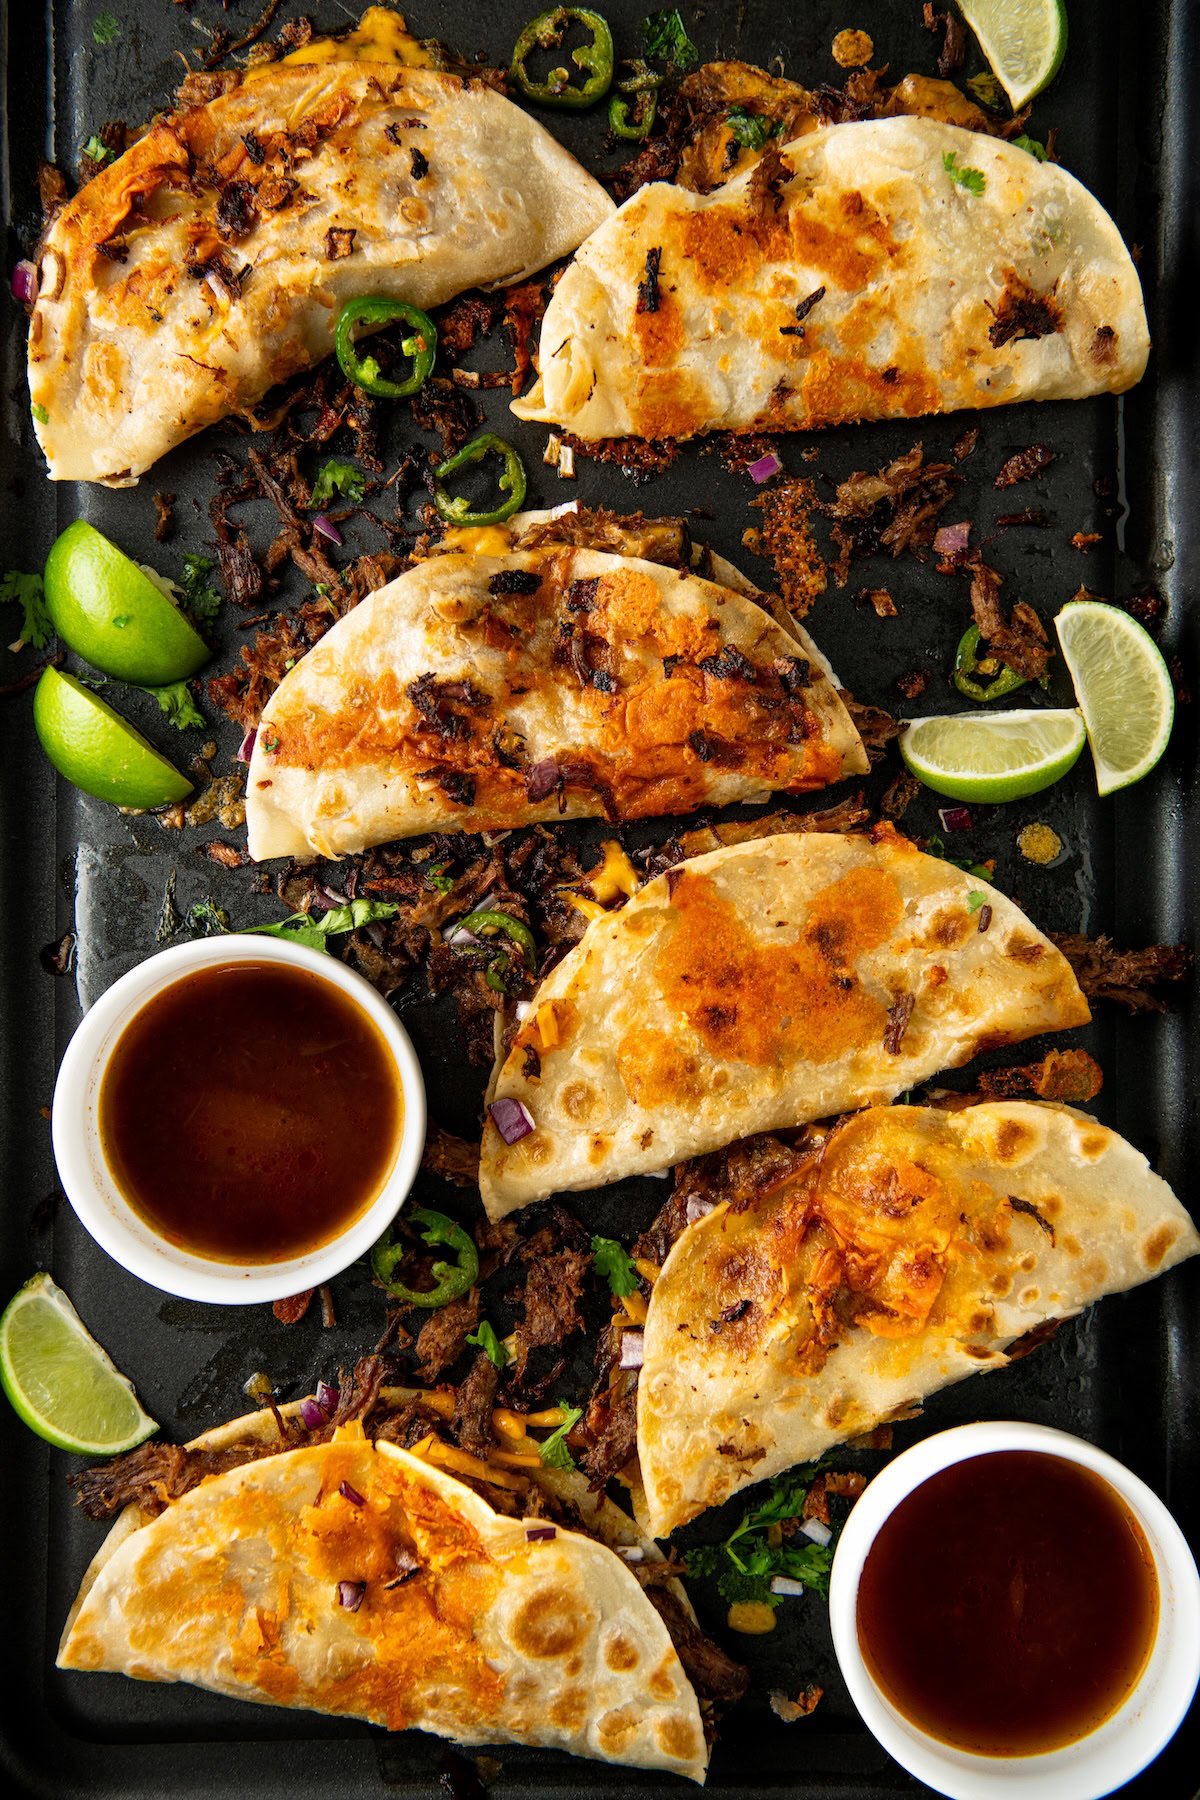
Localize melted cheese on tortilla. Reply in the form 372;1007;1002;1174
245;7;435;82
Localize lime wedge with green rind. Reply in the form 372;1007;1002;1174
900;707;1086;801
957;0;1068;111
44;521;209;685
0;1274;157;1455
1054;600;1174;796
34;667;193;809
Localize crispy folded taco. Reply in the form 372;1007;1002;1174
513;117;1148;442
480;828;1089;1218
636;1103;1199;1536
245;538;865;861
29;64;613;484
59;1411;708;1779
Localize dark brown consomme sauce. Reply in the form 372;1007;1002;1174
99;962;402;1262
856;1450;1159;1757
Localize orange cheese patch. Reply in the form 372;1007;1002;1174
651;865;904;1069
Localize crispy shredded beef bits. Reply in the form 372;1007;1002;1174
1050;934;1191;1014
967;556;1052;681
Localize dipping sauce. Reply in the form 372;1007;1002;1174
98;962;402;1262
856;1450;1159;1756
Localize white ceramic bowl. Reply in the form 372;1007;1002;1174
829;1420;1200;1800
51;935;426;1304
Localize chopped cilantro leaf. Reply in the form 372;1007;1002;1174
943;150;986;196
187;898;231;938
245;898;401;953
179;553;221;623
967;889;986;912
1;569;52;650
537;1401;583;1471
144;680;204;732
591;1234;639;1299
1012;134;1049;162
466;1321;511;1369
311;459;367;508
92;12;121;45
642;8;698;71
82;135;114;165
725;108;781;151
31;402;49;425
684;1461;839;1608
425;862;455;894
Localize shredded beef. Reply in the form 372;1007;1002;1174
421;1124;481;1187
413;1290;481;1383
512;1249;589;1382
967;557;1052;681
880;771;921;820
994;444;1055;489
329;1354;390;1426
453;1354;499;1457
633;1188;692;1267
272;1289;314;1325
413;379;482;455
825;444;961;579
842;695;903;761
68;1439;283;1521
1049;934;1192;1014
515;506;691;569
922;4;967;74
643;1587;750;1703
675;1134;811;1220
987;276;1061;349
581;1377;639;1489
559;432;682;483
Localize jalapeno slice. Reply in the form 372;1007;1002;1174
334;297;437;400
608;58;661;139
370;1206;479;1309
433;433;527;526
455;908;537;969
511;8;614;109
953;624;1029;702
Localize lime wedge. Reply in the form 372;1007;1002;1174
0;1274;157;1455
957;0;1068;110
44;521;209;686
33;667;193;809
1055;600;1174;795
900;707;1085;801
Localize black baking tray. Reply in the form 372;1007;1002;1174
1;1;1197;1794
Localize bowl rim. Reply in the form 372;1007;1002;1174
828;1419;1200;1800
51;934;426;1304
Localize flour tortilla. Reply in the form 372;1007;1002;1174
513;117;1148;441
59;1420;707;1780
637;1103;1199;1537
245;545;865;861
479;828;1089;1217
29;65;613;484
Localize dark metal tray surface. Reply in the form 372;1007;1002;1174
1;0;1197;1795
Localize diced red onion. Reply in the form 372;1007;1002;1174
11;260;37;304
548;500;580;519
525;757;560;803
525;1525;557;1542
769;1575;807;1598
938;805;974;833
315;1380;339;1414
932;521;971;557
748;451;783;485
236;728;257;765
313;513;343;545
384;1547;420;1587
318;884;349;908
619;1329;645;1370
686;1196;716;1224
445;924;481;947
338;1481;366;1508
617;1544;644;1563
336;1580;366;1611
299;1397;328;1430
489;1097;535;1145
800;1518;832;1547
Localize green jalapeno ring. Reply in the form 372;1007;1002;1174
432;433;527;527
455;908;537;969
334;297;437;400
370;1205;479;1309
953;624;1029;703
511;7;615;109
609;87;658;139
